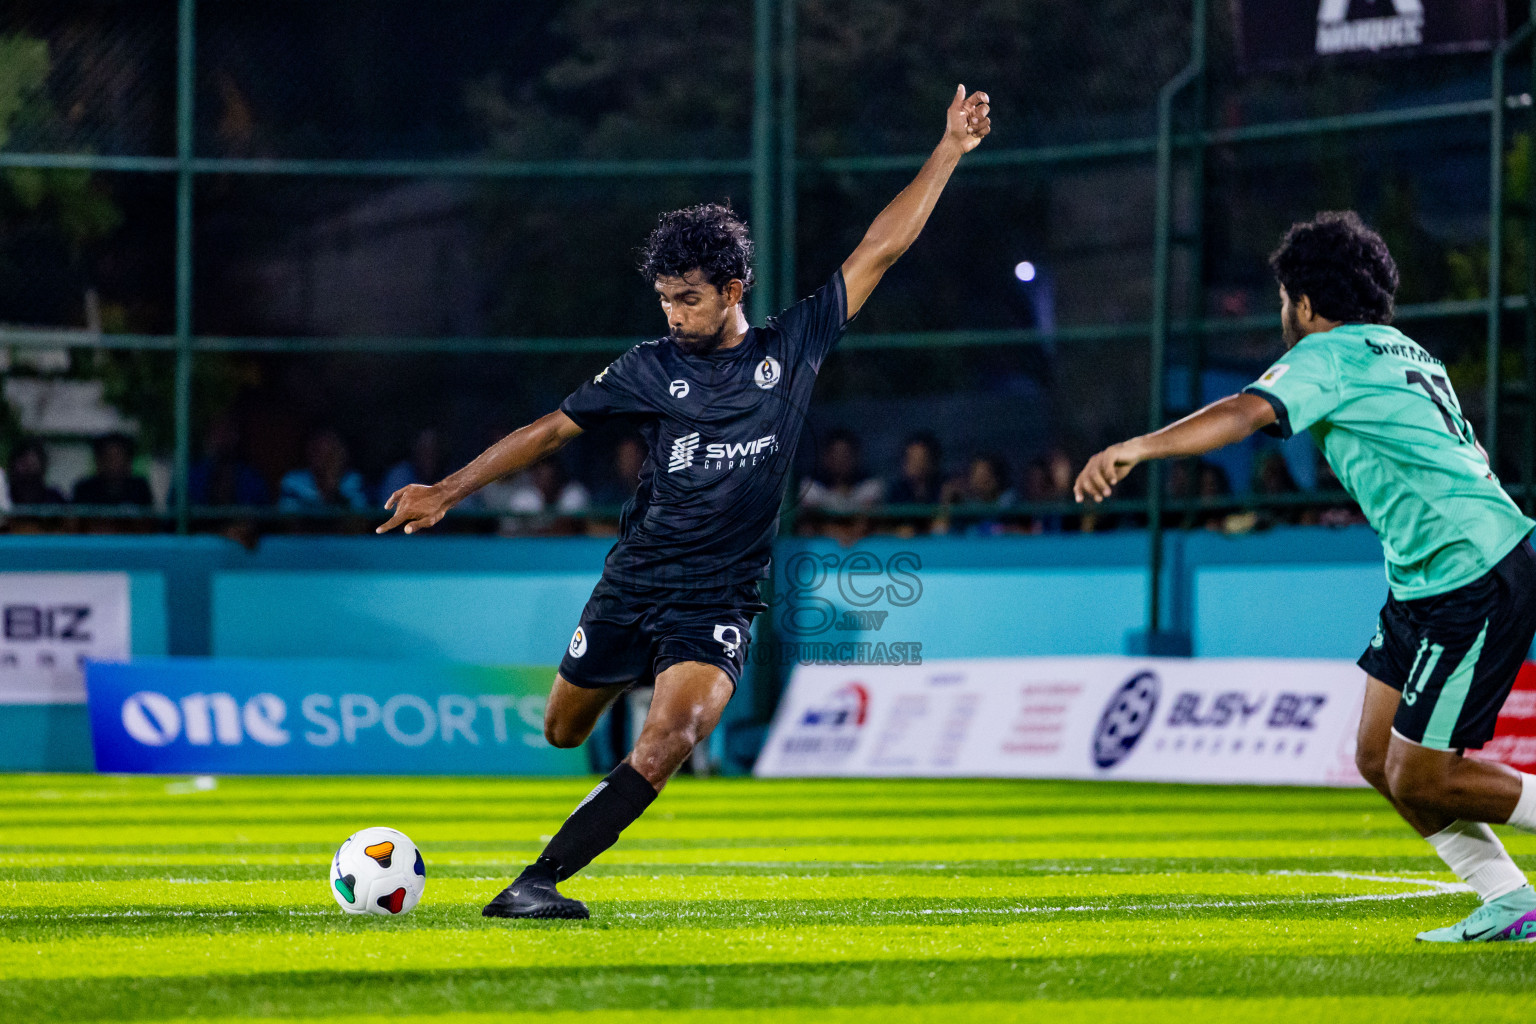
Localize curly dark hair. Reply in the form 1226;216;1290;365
637;202;754;294
1268;211;1398;324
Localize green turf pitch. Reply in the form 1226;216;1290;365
2;776;1534;1023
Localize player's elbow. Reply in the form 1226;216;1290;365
1234;393;1277;435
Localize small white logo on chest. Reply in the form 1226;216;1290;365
754;356;782;390
669;379;691;399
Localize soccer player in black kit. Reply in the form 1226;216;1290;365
377;86;991;919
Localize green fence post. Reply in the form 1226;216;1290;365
1489;26;1507;474
172;0;196;534
1145;0;1205;640
751;0;777;326
777;0;797;312
1487;13;1536;474
1526;5;1536;511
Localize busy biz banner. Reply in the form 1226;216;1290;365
84;658;584;775
1236;0;1505;70
1;573;129;705
756;657;1371;784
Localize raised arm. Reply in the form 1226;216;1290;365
840;85;991;318
376;410;584;534
1073;393;1277;503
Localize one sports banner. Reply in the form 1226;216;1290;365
1236;0;1505;70
84;658;585;775
1;572;129;705
756;657;1369;785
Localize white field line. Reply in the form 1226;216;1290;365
7;870;1469;922
604;870;1471;920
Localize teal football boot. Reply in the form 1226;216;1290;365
1417;884;1536;943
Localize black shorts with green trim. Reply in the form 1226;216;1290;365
1358;536;1536;751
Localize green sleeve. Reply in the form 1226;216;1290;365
1241;340;1339;439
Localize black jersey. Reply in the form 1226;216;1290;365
560;271;851;589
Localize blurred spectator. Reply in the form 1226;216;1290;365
73;434;153;506
189;417;269;507
1194;460;1232;531
1253;450;1302;527
885;432;943;504
800;429;884;513
7;440;66;505
940;454;1017;536
1023;448;1078;533
882;432;943;537
491;459;590;536
380;428;444;503
799;429;882;544
279;428;369;512
589;435;647;508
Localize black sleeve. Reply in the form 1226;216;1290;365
560;347;657;430
1241;386;1293;440
768;270;851;372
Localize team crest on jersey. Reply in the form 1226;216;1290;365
593;365;611;384
669;379;691;399
754;355;782;390
569;627;587;658
1257;363;1290;388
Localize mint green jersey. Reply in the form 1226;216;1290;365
1244;323;1533;600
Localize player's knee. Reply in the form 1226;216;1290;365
1354;742;1389;792
1384;755;1445;811
544;719;587;749
631;717;703;780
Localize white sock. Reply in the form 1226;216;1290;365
1427;819;1528;902
1507;772;1536;833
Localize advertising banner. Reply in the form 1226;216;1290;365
1236;0;1504;70
1;573;129;705
756;657;1369;785
84;658;584;775
1471;661;1536;773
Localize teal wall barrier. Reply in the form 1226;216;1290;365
1194;564;1387;659
1;526;1405;773
213;572;600;660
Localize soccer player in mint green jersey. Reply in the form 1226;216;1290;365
1075;211;1536;943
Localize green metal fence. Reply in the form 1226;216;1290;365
3;0;1536;644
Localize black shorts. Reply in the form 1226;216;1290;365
1359;536;1536;751
557;576;767;691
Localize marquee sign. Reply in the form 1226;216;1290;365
1236;0;1505;69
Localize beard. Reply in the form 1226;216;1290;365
1281;304;1303;347
669;323;728;355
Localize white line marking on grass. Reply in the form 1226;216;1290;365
5;909;335;921
599;870;1469;922
859;871;1471;917
1269;869;1471;894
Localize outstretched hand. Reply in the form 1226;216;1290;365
376;483;455;535
1073;441;1144;503
945;85;991;153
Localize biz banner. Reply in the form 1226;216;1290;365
84;658;586;775
1236;0;1505;70
1;572;129;705
756;657;1370;785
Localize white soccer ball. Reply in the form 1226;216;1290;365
329;826;425;916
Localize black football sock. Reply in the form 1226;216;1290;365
525;762;658;882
